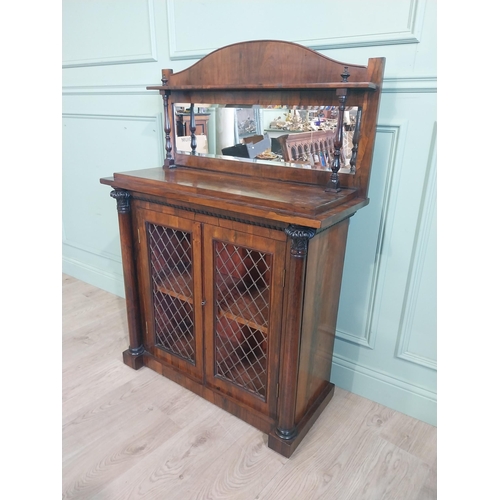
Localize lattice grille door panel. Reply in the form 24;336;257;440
213;241;272;399
147;222;196;364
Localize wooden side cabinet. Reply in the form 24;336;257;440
101;40;385;457
107;193;351;457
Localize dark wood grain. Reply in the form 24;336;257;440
148;83;377;90
295;217;350;422
110;189;144;369
150;40;373;90
274;227;314;441
112;167;358;219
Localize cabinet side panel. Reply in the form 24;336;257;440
295;218;349;423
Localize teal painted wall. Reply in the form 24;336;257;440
62;0;437;425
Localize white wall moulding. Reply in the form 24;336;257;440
62;0;157;68
62;113;165;167
62;85;160;96
395;124;437;370
62;112;164;297
382;77;437;93
166;0;426;60
336;124;406;349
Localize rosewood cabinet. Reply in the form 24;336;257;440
101;40;385;457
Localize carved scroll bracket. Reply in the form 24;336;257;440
285;225;316;257
111;189;131;214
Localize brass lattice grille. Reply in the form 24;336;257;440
214;241;271;398
148;223;195;363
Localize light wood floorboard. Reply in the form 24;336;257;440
62;274;437;499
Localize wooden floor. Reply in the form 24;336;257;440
62;274;437;499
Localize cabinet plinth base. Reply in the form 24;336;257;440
123;349;145;370
268;382;335;458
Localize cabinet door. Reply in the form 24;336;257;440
203;224;286;416
136;208;204;380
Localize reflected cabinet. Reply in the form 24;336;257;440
101;40;385;457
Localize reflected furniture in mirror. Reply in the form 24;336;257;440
277;130;335;166
101;40;385;458
175;108;210;141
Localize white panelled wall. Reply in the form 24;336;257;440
62;0;437;425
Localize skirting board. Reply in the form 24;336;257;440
331;354;436;426
62;256;125;298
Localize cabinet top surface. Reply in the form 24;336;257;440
102;166;365;228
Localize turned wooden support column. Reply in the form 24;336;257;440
326;66;350;192
350;107;362;173
189;104;197;154
110;189;144;369
326;89;347;192
275;224;316;441
161;69;175;168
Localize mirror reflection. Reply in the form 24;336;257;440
174;104;361;173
